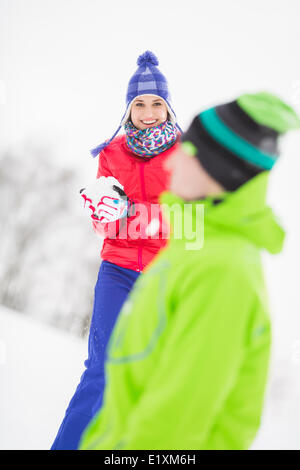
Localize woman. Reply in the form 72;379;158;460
51;51;181;450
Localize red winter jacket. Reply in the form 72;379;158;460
92;134;179;272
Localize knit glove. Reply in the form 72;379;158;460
79;176;135;223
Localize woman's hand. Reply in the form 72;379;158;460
79;176;133;223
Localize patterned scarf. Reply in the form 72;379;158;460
124;120;178;157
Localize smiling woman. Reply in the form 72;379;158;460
51;50;181;450
130;95;168;130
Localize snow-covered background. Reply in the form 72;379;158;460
0;306;87;450
1;0;300;450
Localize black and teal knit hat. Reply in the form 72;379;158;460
181;92;300;191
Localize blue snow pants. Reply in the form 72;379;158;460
51;260;140;450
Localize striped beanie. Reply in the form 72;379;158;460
91;51;181;158
181;92;300;191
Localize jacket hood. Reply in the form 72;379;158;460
160;171;285;254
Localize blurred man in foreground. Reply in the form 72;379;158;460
79;92;300;450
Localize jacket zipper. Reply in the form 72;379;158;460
138;162;147;272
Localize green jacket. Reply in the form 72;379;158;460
80;171;285;450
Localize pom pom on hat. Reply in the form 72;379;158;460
137;50;159;67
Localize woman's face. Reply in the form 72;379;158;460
130;95;168;130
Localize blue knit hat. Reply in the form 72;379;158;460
90;51;181;157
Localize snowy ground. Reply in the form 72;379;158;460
0;306;87;450
0;305;299;450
